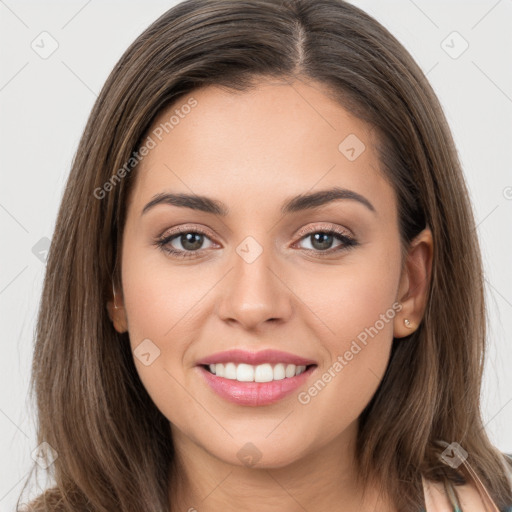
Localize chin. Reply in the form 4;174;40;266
203;434;310;470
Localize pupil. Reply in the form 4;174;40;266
312;233;333;250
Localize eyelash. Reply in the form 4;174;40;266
153;224;359;260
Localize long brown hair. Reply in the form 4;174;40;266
18;0;512;510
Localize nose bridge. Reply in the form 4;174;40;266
216;233;292;329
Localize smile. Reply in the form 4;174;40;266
206;362;309;382
196;363;317;406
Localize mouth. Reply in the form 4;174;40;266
196;362;318;406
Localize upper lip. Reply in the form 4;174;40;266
196;349;317;367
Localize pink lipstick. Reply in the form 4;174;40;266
195;349;318;406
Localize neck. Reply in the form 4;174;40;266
168;420;395;512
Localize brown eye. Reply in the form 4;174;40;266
174;232;205;251
155;228;216;259
305;232;337;251
295;227;358;256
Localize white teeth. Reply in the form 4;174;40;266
236;363;254;382
207;362;310;382
273;363;286;380
285;364;296;378
224;362;237;379
254;363;273;382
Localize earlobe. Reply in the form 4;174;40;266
106;285;128;333
394;227;433;338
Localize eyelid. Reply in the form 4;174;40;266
158;223;217;241
158;222;353;244
294;222;354;240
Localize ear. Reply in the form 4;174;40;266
394;227;433;338
106;286;128;333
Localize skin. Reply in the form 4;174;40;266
107;76;433;512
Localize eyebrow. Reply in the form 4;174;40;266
141;186;376;217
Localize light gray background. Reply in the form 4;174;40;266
1;0;511;509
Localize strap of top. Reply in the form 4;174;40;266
423;451;512;512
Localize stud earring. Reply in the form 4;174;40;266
404;318;412;328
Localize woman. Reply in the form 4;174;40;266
18;0;512;510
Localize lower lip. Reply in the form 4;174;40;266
196;365;317;406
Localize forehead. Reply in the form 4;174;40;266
129;79;394;220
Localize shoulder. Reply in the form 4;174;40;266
422;452;512;512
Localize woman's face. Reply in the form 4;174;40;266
111;77;428;468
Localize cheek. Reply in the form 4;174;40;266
121;240;206;345
120;242;212;418
294;241;402;405
120;275;193;431
268;245;403;453
298;240;402;347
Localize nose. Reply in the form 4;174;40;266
216;243;293;331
